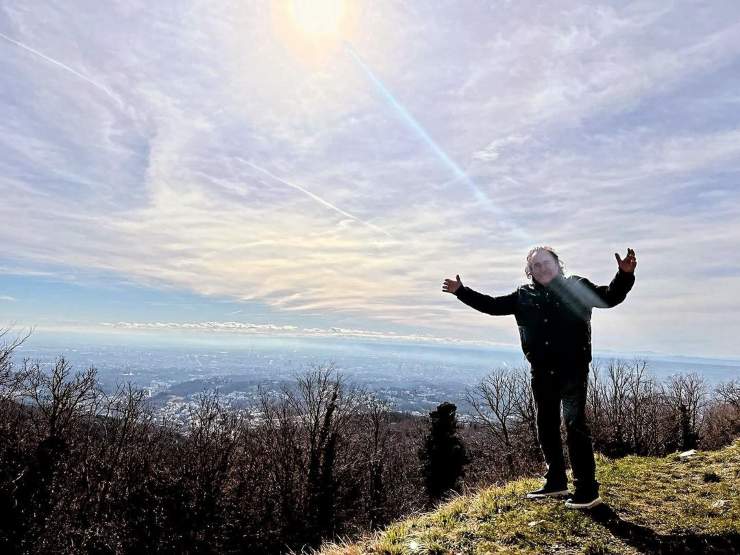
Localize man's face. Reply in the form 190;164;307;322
529;250;559;285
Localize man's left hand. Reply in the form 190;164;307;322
615;248;637;273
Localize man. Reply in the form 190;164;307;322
442;246;636;509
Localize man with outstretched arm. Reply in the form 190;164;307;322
442;246;636;509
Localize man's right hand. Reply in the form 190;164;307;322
443;274;463;294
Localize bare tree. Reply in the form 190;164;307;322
466;367;520;476
604;359;631;456
586;360;608;448
23;357;99;440
0;328;31;401
665;373;708;450
716;379;740;410
621;359;665;455
700;379;740;450
360;393;391;529
290;365;364;540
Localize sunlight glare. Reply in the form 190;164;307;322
271;0;356;65
290;0;346;37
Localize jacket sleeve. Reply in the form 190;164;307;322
455;285;518;316
578;269;635;308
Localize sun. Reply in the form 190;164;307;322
289;0;347;38
271;0;356;64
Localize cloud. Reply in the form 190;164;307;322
0;1;739;357
0;295;17;302
99;319;515;348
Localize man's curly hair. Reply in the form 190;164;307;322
525;246;566;281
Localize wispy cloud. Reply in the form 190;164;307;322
1;1;739;357
0;295;17;302
100;320;514;348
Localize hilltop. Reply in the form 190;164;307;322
318;440;740;554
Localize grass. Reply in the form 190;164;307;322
318;439;740;554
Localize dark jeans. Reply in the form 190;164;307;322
530;364;598;495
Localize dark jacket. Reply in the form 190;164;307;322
455;270;635;370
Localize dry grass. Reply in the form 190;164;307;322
315;439;740;554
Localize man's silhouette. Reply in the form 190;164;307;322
443;246;636;509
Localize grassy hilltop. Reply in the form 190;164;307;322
318;439;740;555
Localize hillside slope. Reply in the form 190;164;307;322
319;440;740;554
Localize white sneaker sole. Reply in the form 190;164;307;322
565;496;602;509
526;489;570;499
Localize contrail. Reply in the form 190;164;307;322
0;30;122;107
343;41;530;242
236;157;393;238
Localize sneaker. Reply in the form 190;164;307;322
526;483;570;499
564;490;602;509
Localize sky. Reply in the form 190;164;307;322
1;1;739;359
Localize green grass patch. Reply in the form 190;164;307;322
319;439;740;554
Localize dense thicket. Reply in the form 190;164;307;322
0;331;737;554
